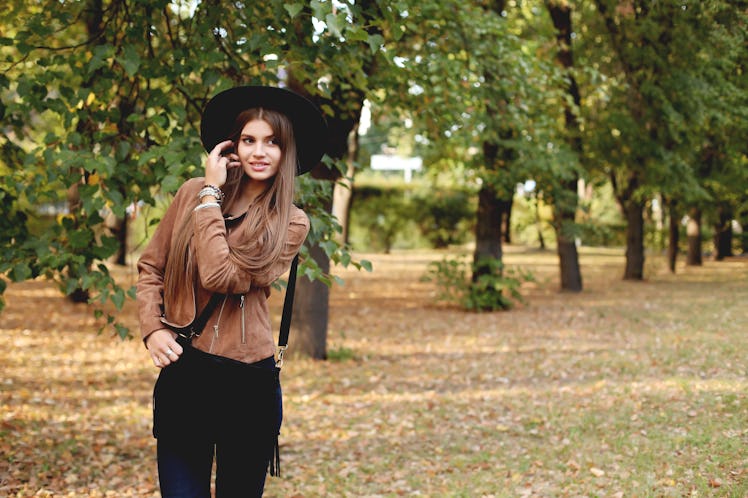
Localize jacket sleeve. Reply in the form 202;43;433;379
135;180;197;340
192;206;310;293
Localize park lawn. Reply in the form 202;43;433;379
1;247;747;497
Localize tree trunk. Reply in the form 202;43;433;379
557;235;582;287
474;0;512;282
713;205;733;260
331;128;358;245
331;182;352;245
547;0;583;291
666;198;679;273
105;211;128;266
535;195;546;250
287;74;364;360
611;168;645;281
502;202;512;244
554;180;582;290
686;207;702;266
110;90;138;266
623;199;645;280
473;0;511;274
291;242;330;360
473;132;514;288
740;197;748;254
473;184;506;271
66;0;105;302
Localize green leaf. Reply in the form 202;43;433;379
161;174;181;193
310;0;326;19
10;263;31;282
111;287;126;310
325;13;344;38
284;3;303;18
367;34;384;54
117;45;142;77
319;239;339;258
202;68;220;87
116;141;132;161
88;44;114;73
114;322;130;339
107;189;126;217
69;228;94;250
92;235;119;260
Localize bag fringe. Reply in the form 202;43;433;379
268;434;280;477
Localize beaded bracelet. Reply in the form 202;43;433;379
198;185;224;205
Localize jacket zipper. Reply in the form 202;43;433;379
209;295;228;354
240;294;246;344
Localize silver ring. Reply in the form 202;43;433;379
166;348;174;356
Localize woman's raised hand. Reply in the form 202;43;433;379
205;140;241;188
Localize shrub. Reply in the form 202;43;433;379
349;183;475;252
349;185;412;253
575;221;626;247
412;189;475;248
423;256;534;311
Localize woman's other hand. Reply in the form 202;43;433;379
145;329;184;368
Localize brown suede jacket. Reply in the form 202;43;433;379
136;178;310;364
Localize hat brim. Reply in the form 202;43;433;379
200;86;327;175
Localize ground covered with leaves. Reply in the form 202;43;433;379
2;247;747;497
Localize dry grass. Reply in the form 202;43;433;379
2;247;747;497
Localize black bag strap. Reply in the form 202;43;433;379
169;292;224;340
276;253;299;367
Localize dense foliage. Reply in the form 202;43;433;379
0;0;382;334
1;0;746;329
349;182;475;252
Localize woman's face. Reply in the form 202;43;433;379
236;118;282;185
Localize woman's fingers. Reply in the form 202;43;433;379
210;140;234;158
225;153;241;169
168;338;184;357
146;329;183;369
205;140;236;187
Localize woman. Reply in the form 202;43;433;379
136;86;327;497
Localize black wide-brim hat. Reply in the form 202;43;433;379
200;85;328;175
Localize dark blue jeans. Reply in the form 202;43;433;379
157;407;280;497
153;344;282;498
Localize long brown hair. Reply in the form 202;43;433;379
163;108;298;311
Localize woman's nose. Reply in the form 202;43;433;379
252;143;266;156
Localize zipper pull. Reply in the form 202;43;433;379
209;295;228;354
240;295;246;344
209;324;219;353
